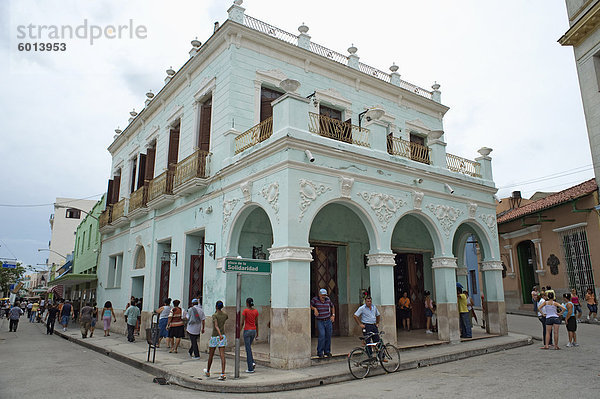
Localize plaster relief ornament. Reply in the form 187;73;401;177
425;203;462;237
261;182;280;221
357;192;405;231
340;176;354;198
222;198;240;230
412;191;424;210
298;179;331;221
479;213;497;234
468;202;478;218
240;181;252;203
547;254;560;275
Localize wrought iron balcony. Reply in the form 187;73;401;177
174;149;210;187
98;207;111;229
111;198;126;220
446;153;481;178
129;185;147;213
235;117;273;154
148;169;175;203
386;135;431;164
308;112;370;148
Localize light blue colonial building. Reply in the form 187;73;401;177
97;1;506;369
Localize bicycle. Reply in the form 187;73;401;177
347;331;401;379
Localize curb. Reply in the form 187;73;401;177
53;327;533;393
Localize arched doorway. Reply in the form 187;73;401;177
517;240;537;304
390;214;437;330
308;202;371;337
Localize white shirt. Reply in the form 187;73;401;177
354;304;380;324
185;305;206;335
537;298;545;317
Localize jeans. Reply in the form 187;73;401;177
47;318;56;334
243;329;256;371
188;333;200;357
127;323;136;342
316;318;332;356
29;311;37;323
363;324;380;357
459;312;472;338
9;319;19;331
538;316;553;345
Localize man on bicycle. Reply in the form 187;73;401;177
353;296;380;357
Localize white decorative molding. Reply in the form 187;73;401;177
256;69;288;87
298;179;331;222
405;119;431;135
166;104;184;125
366;253;396;266
314;88;352;111
240;181;253;203
357;191;405;231
507;273;516;279
468;202;478;218
340;176;354;199
426;204;462;237
413;191;424;210
193;76;217;101
481;260;503;272
535;269;546;276
222;198;240;229
500;225;541;240
552;222;588;233
479;213;497;234
261;182;280;221
431;257;457;269
268;246;314;262
456;267;468;276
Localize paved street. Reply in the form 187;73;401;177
0;314;598;398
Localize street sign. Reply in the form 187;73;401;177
223;257;271;275
2;263;17;268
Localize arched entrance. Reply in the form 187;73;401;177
390;214;438;330
517;240;537;304
308;202;371;337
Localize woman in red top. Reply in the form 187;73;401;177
167;299;185;353
241;297;259;373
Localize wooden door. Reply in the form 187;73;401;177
409;133;429;163
260;87;283;122
310;245;340;336
159;260;170;305
137;153;146;190
189;254;204;306
112;175;121;203
145;147;155;182
168;123;180;167
517;241;537;304
198;98;212;151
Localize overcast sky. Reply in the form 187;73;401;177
0;0;593;268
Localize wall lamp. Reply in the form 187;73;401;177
414;178;423;184
494;194;502;203
162;251;178;267
444;183;454;194
358;107;385;129
201;242;216;259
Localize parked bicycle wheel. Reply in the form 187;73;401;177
379;343;400;372
348;347;370;379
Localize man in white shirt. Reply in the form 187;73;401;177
353;296;381;356
186;298;206;359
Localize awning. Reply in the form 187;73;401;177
48;273;97;288
48;285;63;297
56;260;73;278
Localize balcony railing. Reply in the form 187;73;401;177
129;185;147;212
446;153;481;178
112;198;126;220
99;207;111;229
308;112;370;148
386;136;431;164
174;149;209;187
148;169;174;202
235;117;273;154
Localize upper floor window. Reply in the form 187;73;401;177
409;132;430;164
260;87;283;122
198;97;212;151
65;208;81;219
168;120;181;168
318;104;352;143
130;158;137;194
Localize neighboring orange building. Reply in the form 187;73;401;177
496;179;600;312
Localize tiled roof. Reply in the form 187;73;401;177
497;178;597;224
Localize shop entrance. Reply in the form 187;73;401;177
310;244;340;337
393;253;426;329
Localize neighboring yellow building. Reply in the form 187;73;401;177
497;179;600;312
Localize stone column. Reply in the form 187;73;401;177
476;147;494;181
456;264;468;290
432;257;460;342
481;260;508;335
227;1;245;24
427;130;447;169
268;246;313;369
364;120;389;155
366;253;397;345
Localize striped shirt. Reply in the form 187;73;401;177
310;296;334;320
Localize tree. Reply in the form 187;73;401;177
0;261;25;297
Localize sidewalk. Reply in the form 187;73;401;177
51;324;531;393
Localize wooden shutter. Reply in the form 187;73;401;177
130;159;137;193
260;87;283;122
137;154;146;190
112;175;121;203
198;98;212;151
168;125;180;166
106;179;114;207
145;148;155;181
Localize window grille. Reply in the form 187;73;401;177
558;227;595;295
